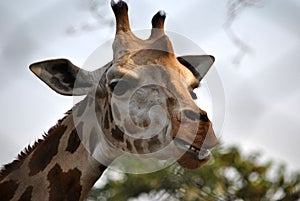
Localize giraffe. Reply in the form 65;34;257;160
0;1;218;200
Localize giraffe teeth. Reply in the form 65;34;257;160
173;138;206;156
189;145;200;153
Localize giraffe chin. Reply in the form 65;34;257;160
177;150;210;169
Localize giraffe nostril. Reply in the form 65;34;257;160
183;110;209;122
183;110;198;121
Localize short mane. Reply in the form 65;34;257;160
0;110;71;180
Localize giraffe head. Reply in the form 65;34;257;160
29;0;217;169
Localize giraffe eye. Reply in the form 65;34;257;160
109;79;130;96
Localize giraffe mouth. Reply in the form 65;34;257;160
173;138;211;161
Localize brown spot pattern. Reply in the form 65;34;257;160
47;164;82;201
104;111;110;130
148;136;161;152
126;139;132;151
19;186;33;201
108;106;114;122
77;98;88;117
66;128;81;154
133;139;143;153
0;180;19;201
75;122;84;139
29;125;67;176
111;126;124;142
89;127;98;154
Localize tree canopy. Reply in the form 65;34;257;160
87;145;300;201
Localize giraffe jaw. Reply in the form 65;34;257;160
173;138;211;169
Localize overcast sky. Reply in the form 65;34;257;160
0;0;300;172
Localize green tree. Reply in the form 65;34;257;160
87;145;300;201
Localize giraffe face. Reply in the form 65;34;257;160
29;0;218;169
103;46;217;169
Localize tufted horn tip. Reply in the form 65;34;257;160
111;0;118;7
111;0;128;14
111;0;131;33
111;0;127;9
158;10;167;17
152;10;166;29
150;10;166;39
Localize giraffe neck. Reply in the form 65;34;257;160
0;98;112;201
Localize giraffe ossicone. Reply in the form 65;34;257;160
0;0;218;200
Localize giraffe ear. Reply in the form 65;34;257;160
177;55;215;82
29;59;93;96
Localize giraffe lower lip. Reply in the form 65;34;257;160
173;138;211;161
